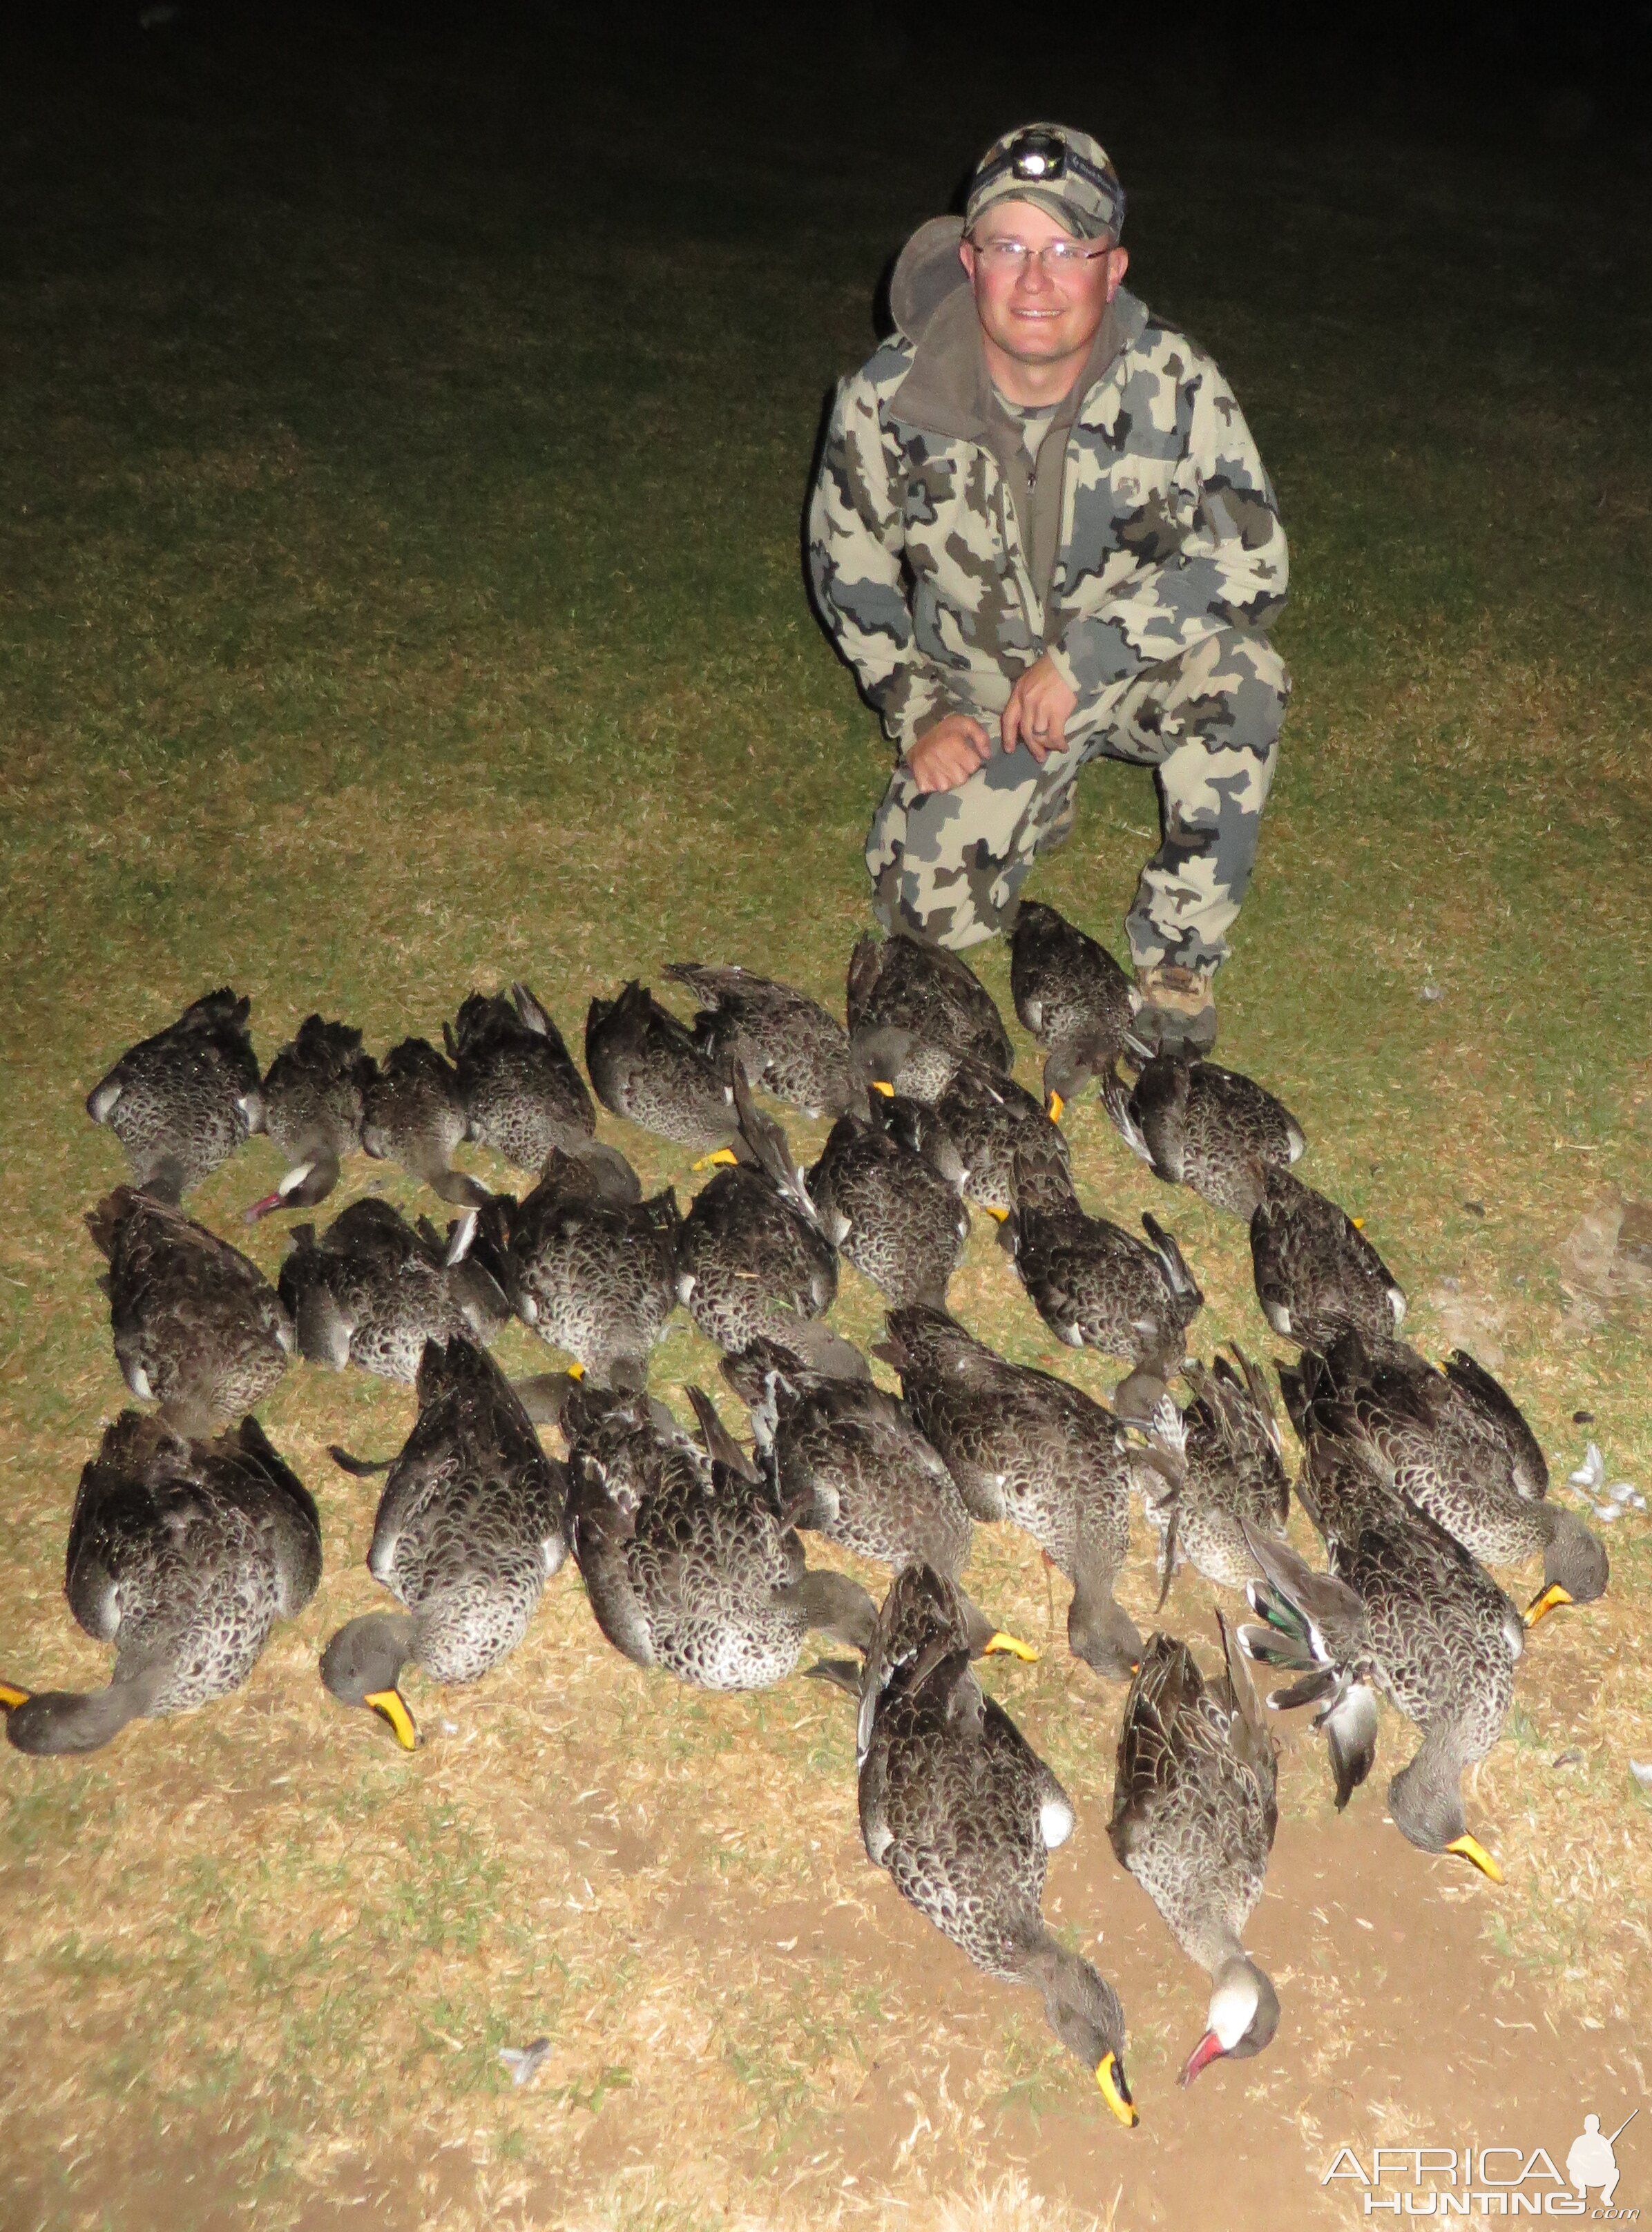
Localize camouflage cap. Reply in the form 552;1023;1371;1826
964;123;1125;242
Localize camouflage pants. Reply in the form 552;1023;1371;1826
866;626;1287;970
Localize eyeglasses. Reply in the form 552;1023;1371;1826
968;236;1113;273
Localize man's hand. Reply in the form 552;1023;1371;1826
905;711;992;794
1002;653;1079;763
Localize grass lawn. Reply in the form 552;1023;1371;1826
1;10;1649;2229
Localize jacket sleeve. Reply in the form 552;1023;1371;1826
1046;354;1288;703
807;371;960;751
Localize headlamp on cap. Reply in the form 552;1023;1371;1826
966;122;1126;242
1008;127;1066;182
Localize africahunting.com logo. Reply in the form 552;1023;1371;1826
1321;2109;1640;2217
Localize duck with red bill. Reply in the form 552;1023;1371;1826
243;1014;376;1220
1111;1620;1283;2089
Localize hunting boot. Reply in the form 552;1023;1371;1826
1134;963;1217;1056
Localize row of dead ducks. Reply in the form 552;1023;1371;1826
3;903;1611;2128
76;905;1407;1407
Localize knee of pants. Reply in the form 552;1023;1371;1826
1202;627;1290;745
864;754;1064;947
871;848;1018;950
1075;628;1288;775
1224;627;1289;702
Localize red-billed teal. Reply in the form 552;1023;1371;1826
1110;1619;1280;2085
244;1014;376;1219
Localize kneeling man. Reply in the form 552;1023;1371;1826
808;123;1289;1054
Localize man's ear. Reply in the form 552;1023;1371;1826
1106;245;1130;301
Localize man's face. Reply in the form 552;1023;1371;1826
959;198;1128;367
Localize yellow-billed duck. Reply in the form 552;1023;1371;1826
320;1336;566;1748
852;1564;1137;2125
3;1412;320;1754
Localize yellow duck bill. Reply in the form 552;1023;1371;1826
365;1686;420;1751
1445;1832;1504;1882
1096;2050;1139;2126
1523;1581;1573;1629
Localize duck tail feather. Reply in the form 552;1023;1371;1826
509;981;553;1037
686;1386;759;1483
1155;1505;1179;1611
1141;1213;1200;1301
1267;1666;1338;1711
1146;1390;1187;1463
1097;1068;1150;1160
731;1066;814;1219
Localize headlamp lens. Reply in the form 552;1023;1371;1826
1010;128;1067;181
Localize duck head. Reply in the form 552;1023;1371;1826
319;1614;420;1749
1021;1935;1137;2128
1041;1028;1117;1123
1525;1505;1610;1628
1066;1586;1143;1684
244;1150;342;1222
1387;1742;1503;1880
1181;1954;1280;2084
848;1023;925;1103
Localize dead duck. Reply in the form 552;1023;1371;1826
675;1071;837;1352
86;1186;294;1433
846;931;1014;1097
875;1305;1161;1680
585;980;739;1151
491;1147;680;1389
1002;1144;1203;1417
361;1037;488;1207
319;1336;566;1748
666;961;861;1119
445;983;636;1191
1010;902;1144;1119
1101;1055;1305;1219
1;1412;320;1755
1109;1619;1280;2086
85;987;262;1202
1249;1166;1405;1348
807;1108;970;1309
561;1382;878;1691
1240;1429;1519;1880
849;1563;1137;2125
244;1014;377;1220
1289;1335;1606;1629
875;1052;1070;1221
1142;1350;1291;1601
721;1336;979;1584
278;1197;508;1383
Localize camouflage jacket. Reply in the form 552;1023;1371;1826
807;215;1288;750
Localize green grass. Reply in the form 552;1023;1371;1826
1;11;1649;2232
